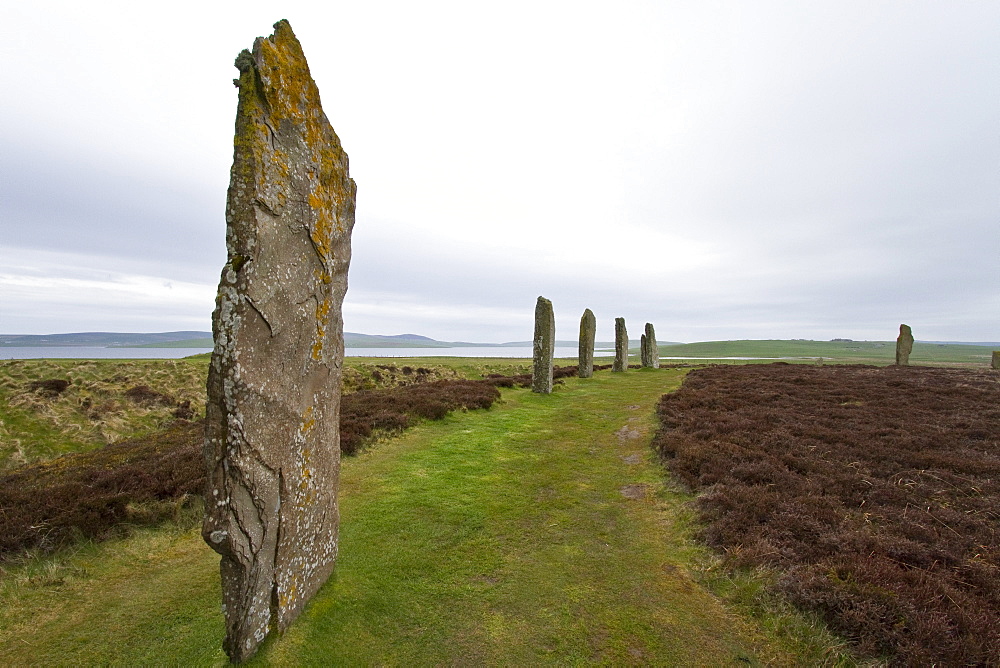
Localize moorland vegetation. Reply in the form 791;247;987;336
0;360;596;558
1;353;997;663
0;366;849;665
653;364;1000;664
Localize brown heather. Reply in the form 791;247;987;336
652;363;1000;665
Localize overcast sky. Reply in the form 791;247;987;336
2;1;997;343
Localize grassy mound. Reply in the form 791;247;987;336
653;363;1000;664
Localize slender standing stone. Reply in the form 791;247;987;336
578;308;596;378
643;322;659;368
895;324;914;366
613;317;628;372
992;351;999;370
640;334;648;367
202;20;355;663
532;296;555;393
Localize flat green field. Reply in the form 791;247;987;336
656;339;994;365
0;369;850;666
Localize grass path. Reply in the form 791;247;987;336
0;369;843;665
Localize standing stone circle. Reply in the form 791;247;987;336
202;20;355;663
532;296;555;393
895;323;914;366
613;317;628;372
578;308;596;378
642;322;659;368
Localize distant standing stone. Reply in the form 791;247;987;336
640;334;648;367
202;20;355;663
533;296;555;393
895;324;914;366
643;323;659;368
578;308;596;378
613;318;628;372
992;351;999;370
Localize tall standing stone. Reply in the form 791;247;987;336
578;308;596;378
993;351;1000;370
640;334;649;366
643;323;659;368
613;317;628;372
532;296;555;393
202;20;355;663
895;323;914;366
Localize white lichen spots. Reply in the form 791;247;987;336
211;530;228;544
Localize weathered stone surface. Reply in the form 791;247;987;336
202;20;355;663
532;296;555;393
640;334;648;366
578;308;596;378
642;323;659;368
613;317;628;372
896;324;914;366
992;351;999;370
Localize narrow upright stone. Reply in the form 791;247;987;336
578;308;596;378
895;323;914;366
992;351;999;370
640;334;649;366
643;322;659;369
613;317;628;372
202;20;355;663
532;296;555;393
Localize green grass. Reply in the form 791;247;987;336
657;339;994;365
0;370;851;665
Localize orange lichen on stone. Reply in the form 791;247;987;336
311;297;332;360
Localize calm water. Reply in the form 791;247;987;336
344;346;588;358
0;346;591;360
0;347;214;360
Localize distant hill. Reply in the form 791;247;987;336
0;332;213;347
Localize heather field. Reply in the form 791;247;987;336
653;364;1000;665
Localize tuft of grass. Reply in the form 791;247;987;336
0;358;209;470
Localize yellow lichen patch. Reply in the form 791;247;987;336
307;188;334;260
311;297;332;361
299;406;315;436
278;582;299;610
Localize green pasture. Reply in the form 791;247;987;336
0;369;852;666
656;339;994;365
